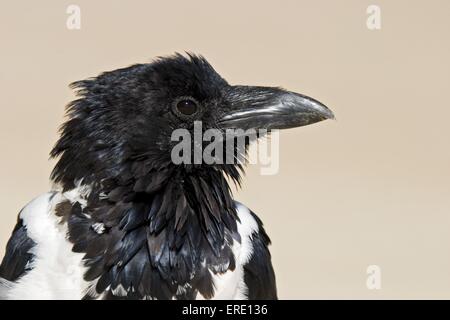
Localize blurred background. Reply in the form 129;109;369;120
1;0;449;299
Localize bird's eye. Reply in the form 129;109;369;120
175;98;198;116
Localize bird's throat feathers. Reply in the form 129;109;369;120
54;161;242;299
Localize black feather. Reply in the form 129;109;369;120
243;211;277;300
0;217;36;281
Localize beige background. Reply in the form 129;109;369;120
1;0;450;299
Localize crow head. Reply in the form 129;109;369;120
49;54;334;299
51;53;334;191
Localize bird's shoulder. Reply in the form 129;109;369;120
0;190;90;299
233;201;277;299
0;192;59;292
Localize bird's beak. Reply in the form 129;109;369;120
218;86;334;131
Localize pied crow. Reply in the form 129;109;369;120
0;53;334;300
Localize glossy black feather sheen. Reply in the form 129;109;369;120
243;211;277;299
0;217;36;282
50;54;249;299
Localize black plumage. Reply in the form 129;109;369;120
49;56;242;298
1;53;333;300
243;210;277;299
0;217;36;282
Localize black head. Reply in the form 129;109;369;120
49;54;334;299
51;53;334;190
